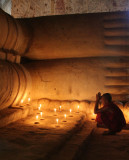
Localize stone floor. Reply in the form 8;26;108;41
80;128;129;160
0;108;129;160
0;110;89;160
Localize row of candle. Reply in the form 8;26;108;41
20;97;31;104
34;104;80;126
21;98;94;116
20;98;96;126
36;112;44;120
37;103;80;114
35;113;67;126
21;97;80;112
22;98;95;116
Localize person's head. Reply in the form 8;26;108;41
101;93;112;105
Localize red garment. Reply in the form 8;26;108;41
96;102;126;132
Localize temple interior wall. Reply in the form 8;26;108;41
23;57;129;102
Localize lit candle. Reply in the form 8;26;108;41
37;105;41;114
35;115;39;124
69;109;73;117
54;108;57;116
91;112;96;121
28;97;31;102
21;99;23;103
56;118;59;125
36;115;39;120
59;105;62;111
63;114;67;122
38;106;41;111
40;112;43;117
40;112;44;120
64;114;67;119
93;113;96;117
56;118;60;127
39;104;42;107
76;105;80;113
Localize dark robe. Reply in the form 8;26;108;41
96;102;126;132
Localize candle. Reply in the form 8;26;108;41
69;109;73;117
55;118;60;127
21;99;23;103
54;108;57;116
37;105;41;114
91;112;96;121
93;113;96;117
35;115;39;124
76;105;80;113
40;112;43;117
28;97;31;102
64;114;67;119
63;114;67;122
40;112;44;120
36;115;39;120
56;118;59;125
38;106;41;111
59;105;62;111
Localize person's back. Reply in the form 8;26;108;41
100;102;126;132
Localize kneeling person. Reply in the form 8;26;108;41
94;92;126;135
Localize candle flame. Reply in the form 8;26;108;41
40;112;43;117
36;115;39;120
54;108;57;112
78;105;79;109
60;106;61;109
38;106;41;111
21;99;23;103
39;104;42;107
56;118;59;124
28;98;30;102
70;109;72;113
64;114;67;118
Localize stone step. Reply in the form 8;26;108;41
47;121;96;160
79;127;129;160
0;105;33;128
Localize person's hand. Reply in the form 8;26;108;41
96;92;101;102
